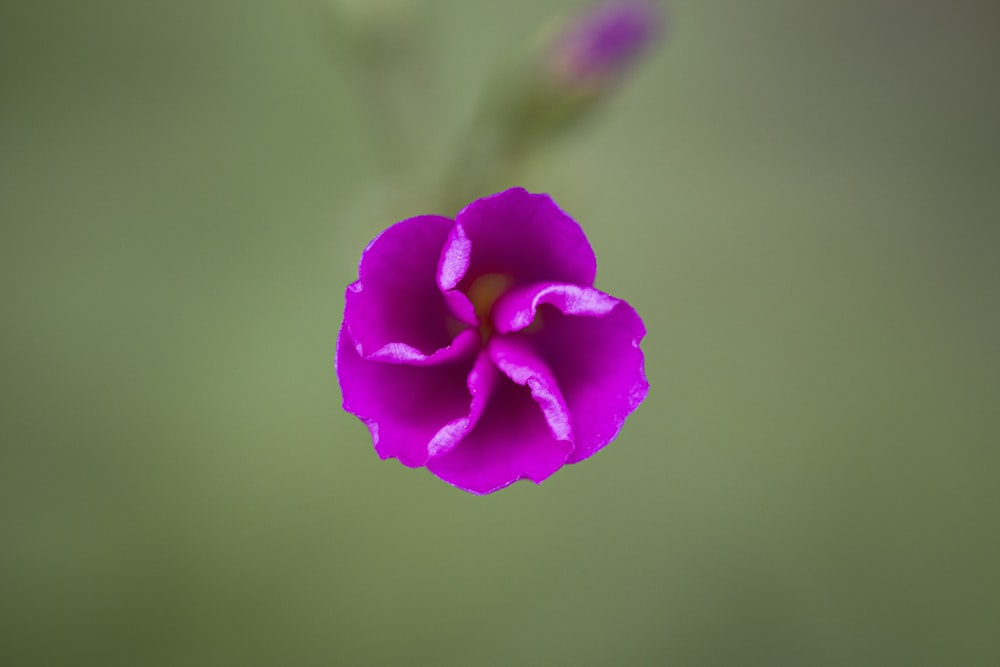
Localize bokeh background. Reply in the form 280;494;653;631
2;1;999;664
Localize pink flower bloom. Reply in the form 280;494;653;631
337;188;648;494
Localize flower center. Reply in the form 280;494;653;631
466;273;513;341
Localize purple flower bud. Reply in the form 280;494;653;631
337;188;648;494
548;0;664;88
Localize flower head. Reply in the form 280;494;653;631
337;188;648;494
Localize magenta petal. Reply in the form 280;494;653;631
426;351;499;459
492;282;648;463
345;214;467;360
442;290;479;329
336;326;477;467
492;282;619;335
488;335;573;443
437;188;597;291
427;370;574;494
356;329;482;366
426;338;575;494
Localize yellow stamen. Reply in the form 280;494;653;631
466;273;513;340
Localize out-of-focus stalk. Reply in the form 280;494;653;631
332;0;427;178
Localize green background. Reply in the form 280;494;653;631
2;1;998;664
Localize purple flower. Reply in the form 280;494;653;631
548;0;663;88
336;188;648;494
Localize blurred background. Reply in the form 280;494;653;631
2;0;999;664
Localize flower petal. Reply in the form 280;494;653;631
426;362;574;495
488;335;574;443
492;282;648;463
426;350;498;459
354;329;482;366
336;325;477;467
437;188;597;292
492;282;619;335
345;214;467;361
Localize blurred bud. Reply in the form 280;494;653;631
438;1;665;212
489;0;665;154
547;0;664;92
